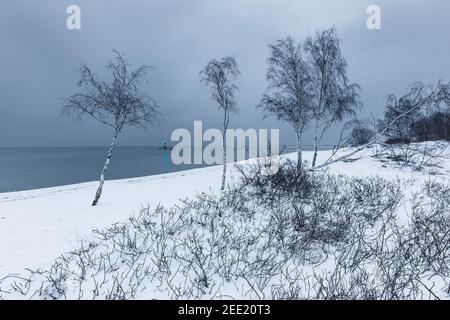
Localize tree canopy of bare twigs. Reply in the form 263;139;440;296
200;56;240;190
259;36;314;171
304;26;361;167
63;49;160;206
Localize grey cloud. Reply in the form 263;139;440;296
0;0;449;146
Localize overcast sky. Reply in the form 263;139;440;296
1;0;449;147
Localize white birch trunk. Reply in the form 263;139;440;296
312;119;319;167
92;130;118;206
221;112;228;191
296;129;303;171
221;134;227;190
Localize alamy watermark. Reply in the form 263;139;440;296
66;5;382;31
66;5;81;30
171;121;280;174
367;5;382;30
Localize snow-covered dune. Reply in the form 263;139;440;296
0;144;449;278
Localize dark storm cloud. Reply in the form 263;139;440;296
1;0;449;146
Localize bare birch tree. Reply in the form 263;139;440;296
259;37;313;171
63;50;160;206
304;27;361;167
200;56;240;190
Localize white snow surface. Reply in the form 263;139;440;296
0;143;449;278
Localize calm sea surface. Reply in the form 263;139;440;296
0;146;326;193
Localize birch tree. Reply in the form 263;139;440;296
304;27;361;167
63;50;160;206
259;37;313;171
200;56;240;190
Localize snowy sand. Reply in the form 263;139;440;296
1;145;449;277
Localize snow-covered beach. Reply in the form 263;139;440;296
1;144;449;282
0;160;222;277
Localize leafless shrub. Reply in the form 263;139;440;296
347;120;376;146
